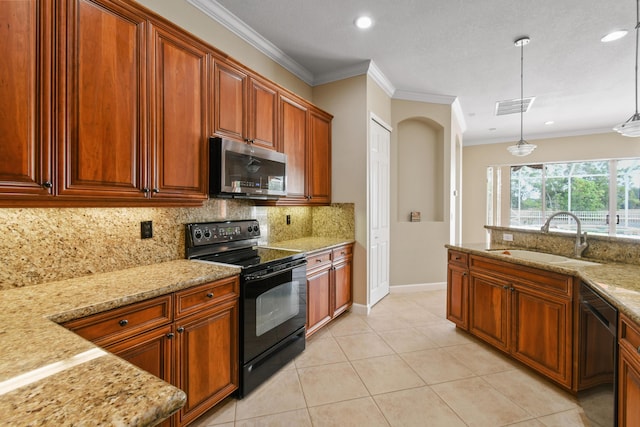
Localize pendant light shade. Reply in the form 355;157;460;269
614;0;640;137
507;37;537;156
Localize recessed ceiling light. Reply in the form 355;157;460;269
355;16;373;29
601;30;628;42
545;121;555;125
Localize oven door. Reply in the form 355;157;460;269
242;259;307;363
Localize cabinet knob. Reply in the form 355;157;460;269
177;326;185;333
152;188;160;193
206;292;214;298
316;259;323;263
462;272;468;276
119;319;129;327
454;256;461;260
141;188;150;193
42;181;52;189
166;333;175;339
503;286;509;290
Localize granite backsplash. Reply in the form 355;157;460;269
487;225;640;265
0;201;354;290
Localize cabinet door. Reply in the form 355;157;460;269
175;300;238;427
149;24;208;200
58;0;147;198
619;346;640;427
306;265;332;337
105;324;174;427
511;286;571;387
447;264;469;330
307;108;332;204
279;95;307;202
0;0;53;197
249;78;278;150
333;256;353;318
213;61;246;142
469;273;509;351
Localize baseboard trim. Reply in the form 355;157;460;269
390;282;447;293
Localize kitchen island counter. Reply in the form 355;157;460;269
446;243;640;325
0;259;240;426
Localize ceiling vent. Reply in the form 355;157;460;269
495;97;535;116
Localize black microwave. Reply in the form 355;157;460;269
209;137;287;199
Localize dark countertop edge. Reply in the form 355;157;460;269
446;243;640;325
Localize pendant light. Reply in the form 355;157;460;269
507;37;537;156
613;0;640;137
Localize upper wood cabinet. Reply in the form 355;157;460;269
213;60;279;151
307;108;332;204
0;0;331;206
149;22;208;201
270;95;332;206
0;0;53;197
58;0;148;199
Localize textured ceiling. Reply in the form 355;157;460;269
201;0;635;145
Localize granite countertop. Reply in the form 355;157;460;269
0;259;241;427
447;243;640;325
265;236;355;253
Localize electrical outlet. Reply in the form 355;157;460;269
286;215;291;225
503;233;513;242
141;221;153;239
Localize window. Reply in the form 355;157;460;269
505;159;640;237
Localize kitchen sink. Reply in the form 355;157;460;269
489;249;601;266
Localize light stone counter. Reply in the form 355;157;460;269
265;236;355;253
0;260;240;426
446;243;640;325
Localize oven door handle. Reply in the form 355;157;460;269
244;261;306;282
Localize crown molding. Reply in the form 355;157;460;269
367;61;395;97
464;127;615;146
187;0;314;84
312;61;371;86
393;90;457;104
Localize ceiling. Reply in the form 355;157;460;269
189;0;636;145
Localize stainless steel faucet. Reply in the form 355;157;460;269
540;211;589;258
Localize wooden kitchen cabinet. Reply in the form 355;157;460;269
213;60;279;150
464;254;574;389
306;244;354;337
446;250;469;330
618;314;640;426
174;299;238;427
268;97;333;206
306;108;332;204
148;21;208;201
57;0;148;200
63;275;240;427
306;249;333;336
0;0;54;198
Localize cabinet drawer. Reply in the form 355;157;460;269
620;314;640;355
307;250;332;270
332;244;353;262
64;294;173;347
175;276;239;319
448;250;468;267
470;255;572;296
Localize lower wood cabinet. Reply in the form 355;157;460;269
447;250;574;389
619;314;640;426
63;275;239;427
306;244;353;337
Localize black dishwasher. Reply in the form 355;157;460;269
578;282;618;427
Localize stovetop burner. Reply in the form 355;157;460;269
184;220;304;273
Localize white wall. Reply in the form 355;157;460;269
462;132;640;244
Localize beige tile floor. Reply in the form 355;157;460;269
192;289;599;427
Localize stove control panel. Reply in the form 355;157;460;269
186;220;261;247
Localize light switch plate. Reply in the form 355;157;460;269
503;233;513;242
141;221;153;239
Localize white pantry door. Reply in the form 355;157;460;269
369;116;391;307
